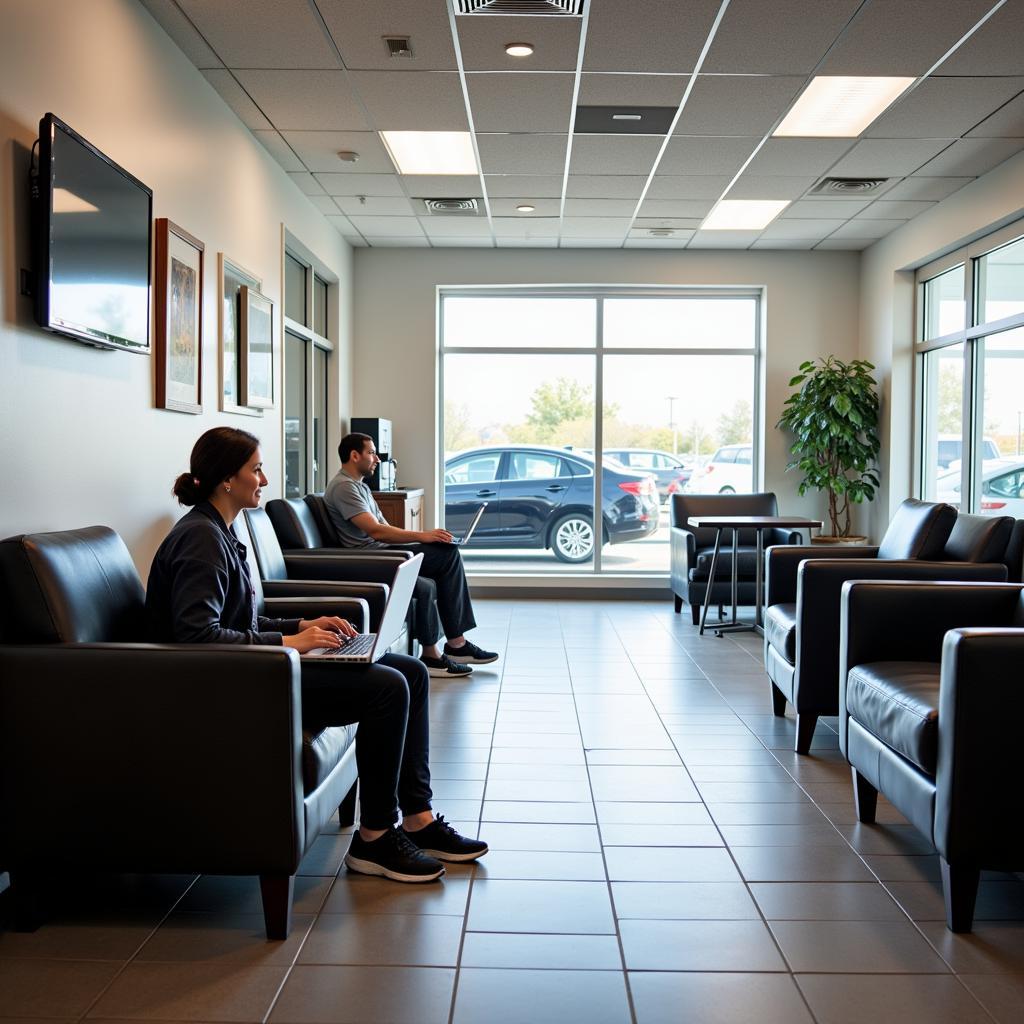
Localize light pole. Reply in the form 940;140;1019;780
666;395;679;455
1018;410;1022;456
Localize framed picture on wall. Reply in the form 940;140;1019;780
240;286;275;409
218;254;262;416
155;219;204;414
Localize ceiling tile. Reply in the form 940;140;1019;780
828;139;953;177
750;238;820;249
646;175;731;199
658;137;759;176
578;73;689;108
727;175;818;200
566;175;649;198
583;0;722;73
467;73;575;133
485;175;565;198
815;237;874;250
235;70;368;130
457;16;581;72
675;75;805;136
882;176;974;201
688;230;762;248
829;220;906;239
318;0;458;71
817;0;997;76
782;198;871;218
561;238;623;248
496;238;559;248
365;237;432;247
281;131;395;173
489;198;561;216
967;92;1024;139
177;0;340;69
703;0;861;74
914;138;1024;177
429;237;494;247
334;196;417;215
323;211;354;232
348;215;426;236
140;0;223;68
867;77;1024;139
856;200;937;220
759;218;845;239
288;172;327;196
638;199;714;217
314;172;406;196
401;175;484;198
420;218;494;238
491;217;561;238
476;134;568;175
564;198;640;216
742;138;852;177
633;217;703;229
201;70;272;129
560;218;633;238
935;0;1024;75
625;235;695;248
308;195;342;216
349;71;468;130
569;136;663;176
252;130;304;171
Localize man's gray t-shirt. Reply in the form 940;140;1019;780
324;471;388;548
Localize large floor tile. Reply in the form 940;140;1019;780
611;881;760;920
298;912;463;966
134;912;314;964
0;958;122;1018
460;932;622;970
604;846;741;882
749;882;906;921
476;850;607;880
595;801;712;825
731;845;875;883
482;801;596;824
961;974;1024;1023
620;919;787;971
588;765;698;802
919;920;1024;974
467;879;615;933
478;822;601;852
886;880;1024;922
770;920;952;973
322;875;470;916
599;823;723;846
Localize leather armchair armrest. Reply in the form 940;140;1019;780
264;595;371;632
264;579;386;629
284;547;410;561
0;644;305;874
935;628;1024;864
282;552;404;585
766;544;881;607
764;528;803;546
670;527;697;597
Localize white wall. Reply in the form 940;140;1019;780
860;150;1024;537
0;0;353;574
353;248;861;533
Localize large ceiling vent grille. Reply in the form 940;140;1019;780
457;0;585;16
421;198;481;216
811;177;889;196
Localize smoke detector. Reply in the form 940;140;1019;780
811;177;889;196
648;228;675;237
421;198;481;216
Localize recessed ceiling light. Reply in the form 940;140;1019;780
774;76;915;137
515;204;536;213
505;42;534;57
380;131;479;175
701;200;790;230
336;150;360;163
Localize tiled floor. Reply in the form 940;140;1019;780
3;598;1024;1023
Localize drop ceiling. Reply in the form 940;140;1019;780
142;0;1024;250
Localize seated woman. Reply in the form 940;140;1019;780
146;426;487;883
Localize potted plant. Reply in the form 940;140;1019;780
778;355;880;542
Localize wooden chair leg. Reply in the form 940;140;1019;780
338;780;358;828
941;859;980;933
673;594;683;614
770;682;787;717
259;874;294;940
851;768;878;823
795;713;818;754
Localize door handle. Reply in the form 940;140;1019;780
546;485;566;492
476;489;497;497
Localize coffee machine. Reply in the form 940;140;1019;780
351;417;396;491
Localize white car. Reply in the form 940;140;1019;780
682;444;754;494
935;459;1024;515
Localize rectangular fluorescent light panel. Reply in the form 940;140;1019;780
380;131;478;175
702;199;789;230
774;76;914;137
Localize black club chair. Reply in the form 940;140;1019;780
764;500;1014;753
0;526;368;940
670;492;803;625
840;579;1024;932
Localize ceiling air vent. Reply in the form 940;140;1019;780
383;36;414;58
457;0;585;15
421;198;481;216
811;177;889;196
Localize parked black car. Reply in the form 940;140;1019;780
444;445;660;563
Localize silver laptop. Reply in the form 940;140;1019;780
451;502;487;546
302;553;422;663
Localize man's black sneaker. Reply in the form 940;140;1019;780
404;815;489;863
421;654;473;678
344;827;445;883
444;640;499;665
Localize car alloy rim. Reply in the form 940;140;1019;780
556;518;593;558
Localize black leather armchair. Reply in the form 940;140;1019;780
0;527;367;940
839;579;1024;932
765;500;1014;753
670;493;803;624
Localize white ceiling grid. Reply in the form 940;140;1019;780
141;0;1024;250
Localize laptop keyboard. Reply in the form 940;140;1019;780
308;633;375;657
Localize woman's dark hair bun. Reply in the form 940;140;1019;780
173;427;260;507
172;472;202;506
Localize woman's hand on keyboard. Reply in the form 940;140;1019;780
283;625;349;654
298;616;358;637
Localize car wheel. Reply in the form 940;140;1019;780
719;486;736;494
551;513;594;563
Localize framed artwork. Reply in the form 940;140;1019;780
218;254;262;416
240;285;275;409
155;219;203;414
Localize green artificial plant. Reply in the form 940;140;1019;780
778;355;881;538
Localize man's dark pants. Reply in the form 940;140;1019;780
392;542;476;643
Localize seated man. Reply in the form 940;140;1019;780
325;432;499;678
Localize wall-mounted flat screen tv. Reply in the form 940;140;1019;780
33;113;153;353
